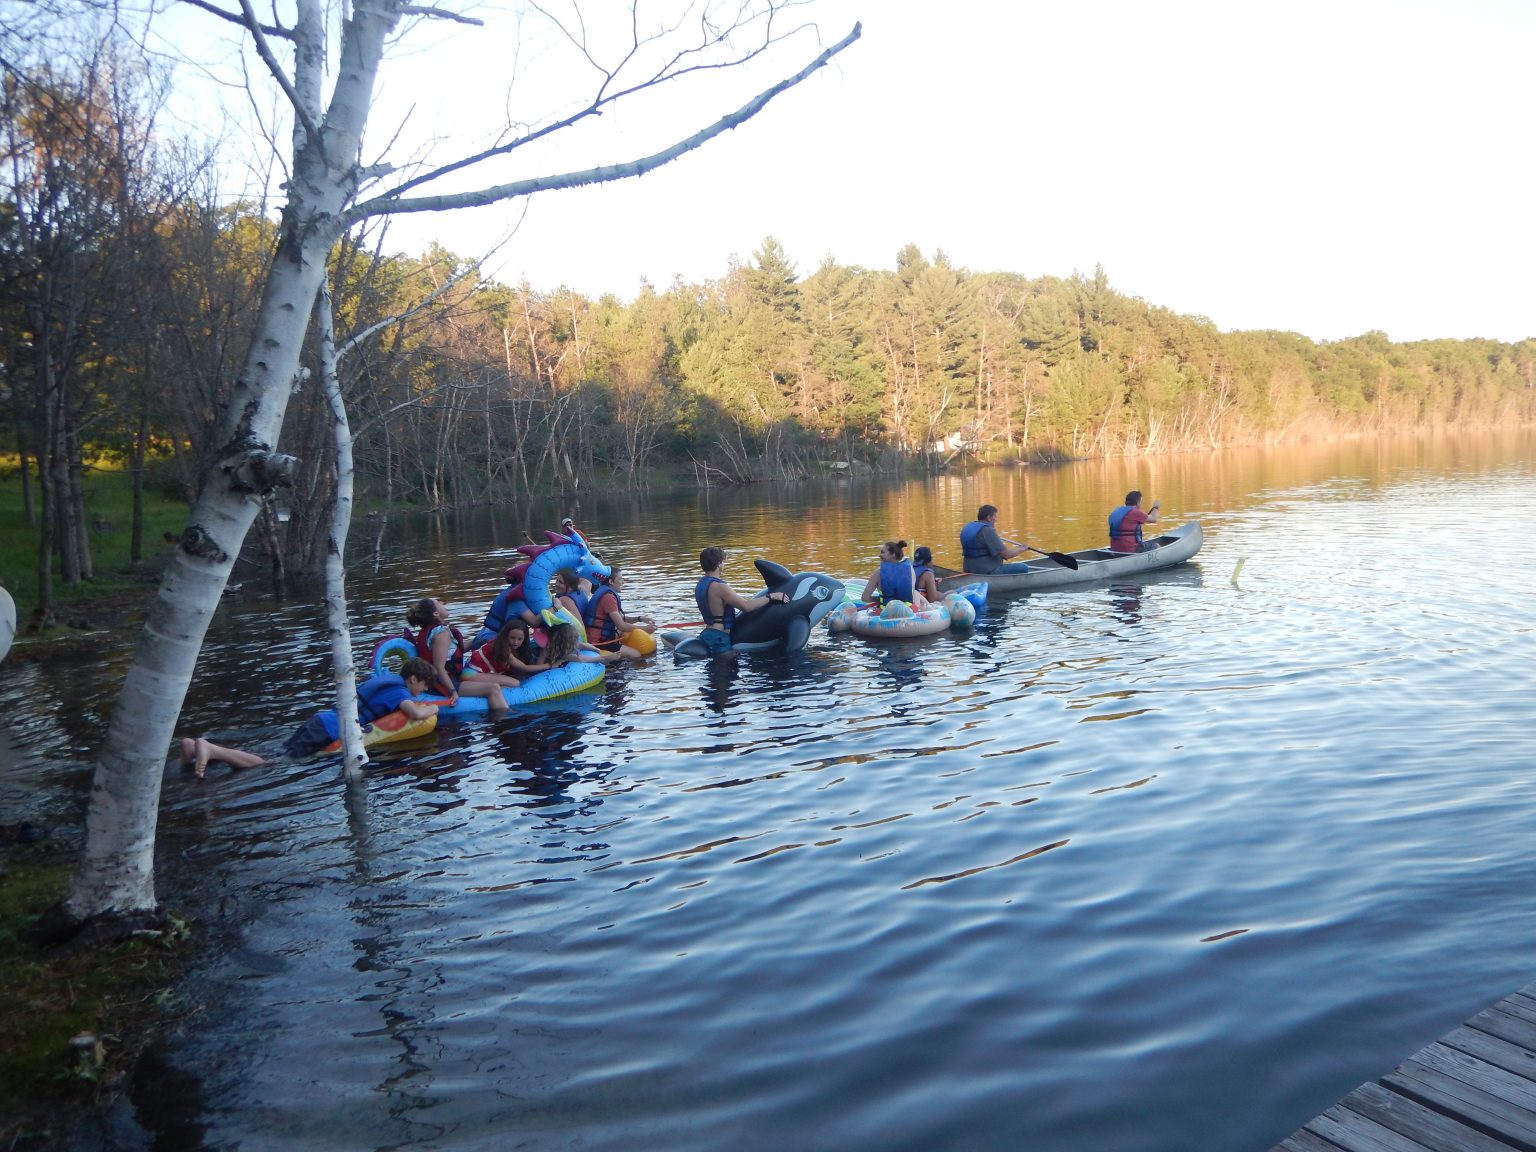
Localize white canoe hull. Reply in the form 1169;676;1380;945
934;521;1204;593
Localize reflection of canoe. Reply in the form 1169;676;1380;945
322;709;437;753
370;637;604;715
934;521;1204;593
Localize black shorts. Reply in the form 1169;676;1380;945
283;714;333;758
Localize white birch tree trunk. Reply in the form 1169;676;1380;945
316;281;368;780
61;0;397;921
60;0;859;927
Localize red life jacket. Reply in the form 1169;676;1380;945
405;624;465;677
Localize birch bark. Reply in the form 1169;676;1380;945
62;0;397;919
316;281;368;779
60;0;859;927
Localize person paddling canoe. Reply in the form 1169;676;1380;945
959;504;1033;574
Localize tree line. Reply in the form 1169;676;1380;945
3;0;1531;945
6;35;1536;615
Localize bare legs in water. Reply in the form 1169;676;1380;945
178;737;266;779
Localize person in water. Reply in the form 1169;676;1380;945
959;504;1033;574
282;657;441;758
862;539;925;608
552;568;590;624
177;657;442;776
177;737;265;779
584;566;656;646
1108;490;1160;553
405;598;509;710
693;546;791;656
912;545;941;604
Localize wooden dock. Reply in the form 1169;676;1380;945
1272;981;1536;1151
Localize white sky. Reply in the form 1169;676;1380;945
170;0;1536;343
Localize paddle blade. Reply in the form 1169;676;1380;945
1047;550;1079;570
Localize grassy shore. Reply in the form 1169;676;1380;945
0;828;199;1149
0;463;189;632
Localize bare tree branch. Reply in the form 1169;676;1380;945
361;2;830;208
179;0;293;40
337;262;479;357
236;0;323;148
398;4;483;25
347;19;859;222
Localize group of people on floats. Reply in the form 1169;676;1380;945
405;532;660;713
854;540;941;617
181;496;1164;776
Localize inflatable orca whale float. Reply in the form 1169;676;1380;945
663;560;841;658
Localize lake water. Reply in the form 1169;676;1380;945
3;431;1533;1151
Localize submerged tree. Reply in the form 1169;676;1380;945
55;0;861;934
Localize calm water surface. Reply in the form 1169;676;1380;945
3;432;1533;1151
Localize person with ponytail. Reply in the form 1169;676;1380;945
405;598;508;710
861;539;922;608
911;545;941;604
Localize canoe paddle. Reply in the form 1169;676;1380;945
1002;535;1080;570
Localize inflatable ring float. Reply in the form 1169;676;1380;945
370;633;604;715
323;709;437;753
827;591;977;639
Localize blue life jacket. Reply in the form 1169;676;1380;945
696;575;735;628
318;672;412;739
585;583;622;642
879;558;915;604
913;563;932;593
960;520;991;561
482;584;528;637
356;672;409;723
1108;504;1140;547
563;587;590;622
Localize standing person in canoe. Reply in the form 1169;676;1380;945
693;546;792;656
1108;490;1161;553
959;505;1034;574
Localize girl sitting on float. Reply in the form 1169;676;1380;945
553;568;590;625
531;608;626;666
405;597;509;711
861;539;930;614
912;545;941;604
462;618;552;689
579;565;653;659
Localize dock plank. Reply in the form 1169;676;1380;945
1308;1101;1445;1151
1339;1081;1514;1152
1488;998;1536;1026
1385;1060;1536;1151
1443;1026;1536;1085
1275;1128;1357;1152
1270;982;1536;1152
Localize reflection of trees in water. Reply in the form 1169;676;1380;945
335;771;455;1145
345;911;451;1147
